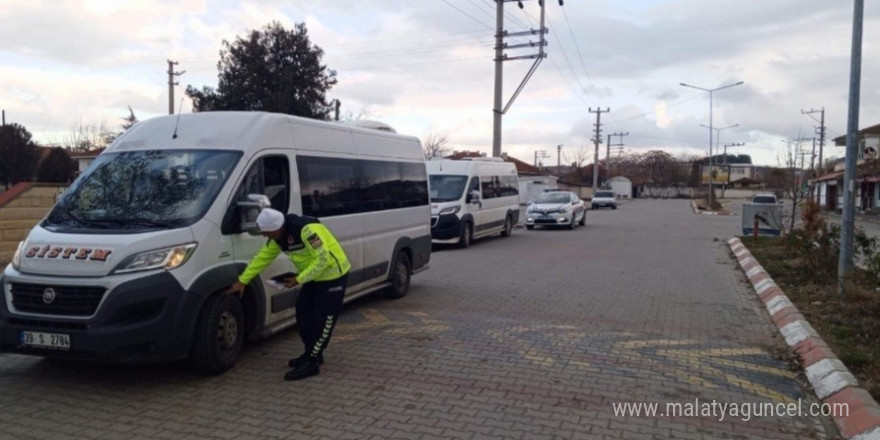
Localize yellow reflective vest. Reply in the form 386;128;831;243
239;218;351;286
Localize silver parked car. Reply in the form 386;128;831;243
751;193;779;204
525;191;586;230
591;190;617;209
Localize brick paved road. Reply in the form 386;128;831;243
0;200;837;439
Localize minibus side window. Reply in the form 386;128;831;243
235;155;290;213
399;162;429;208
481;176;497;200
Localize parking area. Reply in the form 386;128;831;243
0;199;837;439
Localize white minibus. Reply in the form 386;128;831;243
1;112;431;374
427;158;520;248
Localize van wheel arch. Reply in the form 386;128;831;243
190;292;246;375
188;265;264;339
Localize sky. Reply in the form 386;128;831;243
1;0;878;167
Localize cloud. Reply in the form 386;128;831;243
3;0;880;167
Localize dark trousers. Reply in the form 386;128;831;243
295;275;347;361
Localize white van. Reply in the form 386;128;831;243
427;158;520;248
0;112;431;374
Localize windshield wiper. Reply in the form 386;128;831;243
60;209;113;228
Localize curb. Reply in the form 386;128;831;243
729;237;880;439
691;200;734;216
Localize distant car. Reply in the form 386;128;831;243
525;191;586;230
591;191;617;210
751;193;779;204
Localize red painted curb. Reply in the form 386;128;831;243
749;272;769;284
824;388;880;438
729;238;880;439
741;260;760;272
759;286;785;302
771;308;805;328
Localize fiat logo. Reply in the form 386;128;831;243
42;288;56;304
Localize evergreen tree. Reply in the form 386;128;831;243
0;123;40;186
36;147;77;183
186;21;337;120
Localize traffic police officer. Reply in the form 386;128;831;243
226;208;351;381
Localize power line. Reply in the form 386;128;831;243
441;0;495;30
546;55;592;108
560;7;604;108
462;0;497;22
604;93;706;126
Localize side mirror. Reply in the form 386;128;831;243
467;190;481;203
237;194;272;234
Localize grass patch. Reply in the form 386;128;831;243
741;236;880;400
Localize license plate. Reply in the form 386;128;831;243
20;331;71;350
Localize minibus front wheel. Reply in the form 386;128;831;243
191;293;245;375
385;251;411;299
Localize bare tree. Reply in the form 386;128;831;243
564;144;591;169
778;137;808;232
422;131;450;160
61;118;114;153
339;105;379;122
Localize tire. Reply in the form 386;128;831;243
500;215;513;237
591;204;597;210
385;252;411;299
579;211;586;226
612;205;617;210
526;225;534;230
568;214;576;230
458;222;472;248
191;293;245;375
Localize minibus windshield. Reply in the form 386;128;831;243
45;149;241;230
429;175;468;202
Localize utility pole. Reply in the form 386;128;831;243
1;110;5;126
803;108;826;173
794;137;817;175
556;144;562;174
534;149;549;168
167;60;185;115
606;134;611;165
492;0;559;158
589;107;610;191
840;0;864;296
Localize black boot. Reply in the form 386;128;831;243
284;361;320;381
288;353;323;368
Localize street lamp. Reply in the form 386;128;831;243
680;81;744;207
702;122;739;199
700;123;739;163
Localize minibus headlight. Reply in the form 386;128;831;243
10;241;24;270
439;205;461;215
113;243;197;274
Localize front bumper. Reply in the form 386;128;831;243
525;212;572;225
431;214;464;241
0;269;202;363
592;201;617;207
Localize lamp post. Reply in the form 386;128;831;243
681;81;744;207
